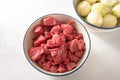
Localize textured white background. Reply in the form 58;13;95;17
0;0;120;80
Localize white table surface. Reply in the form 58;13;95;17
0;0;120;80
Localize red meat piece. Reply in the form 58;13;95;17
52;34;65;47
66;62;76;71
38;54;46;63
34;25;43;36
40;44;50;54
29;47;40;56
79;40;86;51
49;66;58;73
66;34;74;41
34;35;46;47
58;64;66;72
29;47;45;61
46;39;55;48
44;31;52;39
47;34;66;48
68;20;74;26
61;24;73;35
42;62;51;71
43;17;57;26
46;54;53;61
50;48;63;64
37;59;43;67
63;55;70;65
69;39;83;53
68;52;80;63
75;33;83;40
50;25;62;34
60;42;69;51
75;50;84;58
61;51;67;61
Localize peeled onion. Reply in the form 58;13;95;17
92;3;110;16
86;0;98;4
87;11;103;26
102;14;117;28
101;0;118;7
77;1;91;17
112;3;120;18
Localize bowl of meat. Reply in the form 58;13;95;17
23;13;91;76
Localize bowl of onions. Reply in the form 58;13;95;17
73;0;120;32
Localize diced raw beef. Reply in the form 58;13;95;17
68;20;74;25
66;62;76;71
58;64;66;72
49;66;58;73
29;47;45;61
37;58;43;67
66;34;74;41
46;54;53;61
63;56;70;65
75;50;84;58
41;44;50;54
42;62;51;71
68;52;80;62
44;31;52;39
61;51;67;61
52;34;65;47
79;40;86;51
34;25;43;36
50;48;63;64
69;39;80;53
50;25;62;34
75;33;83;40
46;39;55;48
34;35;46;47
38;54;46;63
29;47;41;57
43;17;57;26
61;24;73;35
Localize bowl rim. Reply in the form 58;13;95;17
23;13;91;76
73;0;120;30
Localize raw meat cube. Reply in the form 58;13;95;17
50;25;62;34
34;25;43;36
66;62;76;71
44;31;52;39
75;33;83;40
69;39;80;53
68;20;74;25
29;47;41;57
29;47;45;61
61;24;73;35
50;48;63;64
63;56;70;65
79;40;86;51
68;52;80;62
49;66;58;73
58;64;66;72
43;17;57;26
42;62;51;71
46;39;55;48
38;54;46;63
75;50;84;58
34;35;46;47
46;54;53;61
52;34;65;47
37;58;43;67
